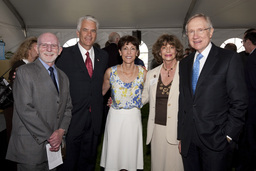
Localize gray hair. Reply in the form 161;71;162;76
77;15;99;31
185;13;213;32
108;32;120;43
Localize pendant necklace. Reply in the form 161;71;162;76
163;62;177;77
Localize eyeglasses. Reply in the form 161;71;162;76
186;28;211;36
39;43;59;49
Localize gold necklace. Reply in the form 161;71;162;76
163;62;176;77
121;64;136;80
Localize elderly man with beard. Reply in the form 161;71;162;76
6;32;72;171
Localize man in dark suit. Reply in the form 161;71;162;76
101;32;121;130
6;32;72;171
178;13;248;171
236;32;256;171
102;32;122;68
56;15;108;171
234;28;256;171
239;28;256;67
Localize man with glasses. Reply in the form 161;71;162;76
178;13;248;171
6;32;72;171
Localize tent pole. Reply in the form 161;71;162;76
182;0;197;36
3;0;27;37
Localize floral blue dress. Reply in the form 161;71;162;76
110;65;144;109
100;65;145;171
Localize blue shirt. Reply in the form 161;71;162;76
39;58;59;88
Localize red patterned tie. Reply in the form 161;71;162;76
85;52;93;112
85;52;93;78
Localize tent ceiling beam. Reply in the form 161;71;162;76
3;0;27;37
182;0;197;36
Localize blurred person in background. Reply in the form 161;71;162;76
4;36;38;142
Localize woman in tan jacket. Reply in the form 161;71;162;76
142;34;184;171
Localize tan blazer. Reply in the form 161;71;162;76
142;63;179;145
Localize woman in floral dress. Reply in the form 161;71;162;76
100;35;147;171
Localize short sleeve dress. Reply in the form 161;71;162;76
100;65;145;171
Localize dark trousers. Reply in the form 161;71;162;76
17;162;55;171
58;112;100;171
0;129;16;171
182;126;230;171
235;123;256;171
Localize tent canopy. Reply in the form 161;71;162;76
0;0;255;66
3;0;254;30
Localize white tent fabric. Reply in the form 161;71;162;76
0;0;254;68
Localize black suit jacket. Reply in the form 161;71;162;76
56;43;108;136
178;43;248;156
245;49;256;124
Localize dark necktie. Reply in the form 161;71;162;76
192;53;203;94
85;52;93;78
48;67;59;93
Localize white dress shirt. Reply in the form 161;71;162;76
193;42;212;75
78;43;95;69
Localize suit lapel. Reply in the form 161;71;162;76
56;68;63;93
72;44;90;78
56;68;63;113
185;53;195;96
196;44;219;90
92;46;103;79
72;44;104;79
168;62;179;101
151;65;162;105
34;59;59;95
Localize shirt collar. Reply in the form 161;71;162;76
77;43;95;67
250;48;256;55
195;42;212;59
78;43;94;57
22;59;29;64
38;58;57;71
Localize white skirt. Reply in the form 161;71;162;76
100;107;144;171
